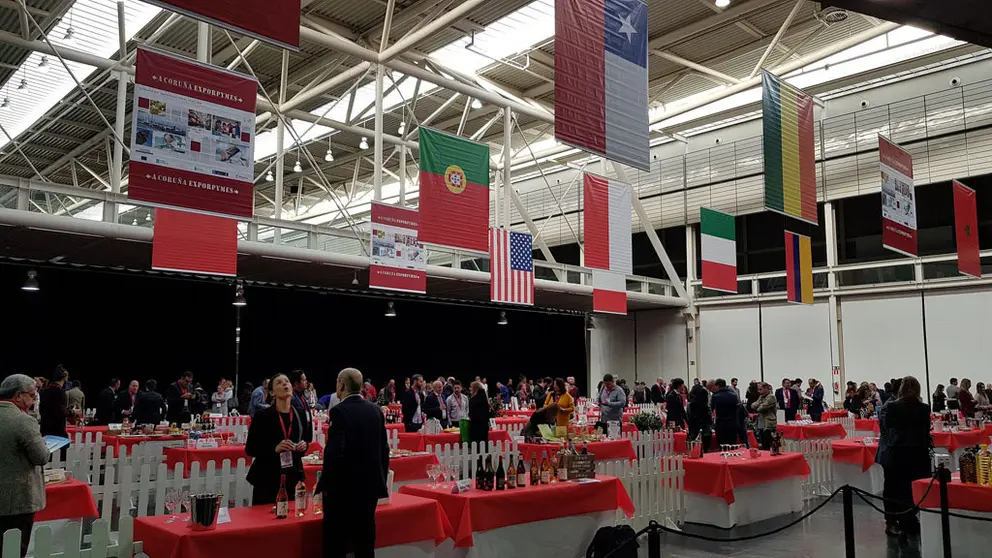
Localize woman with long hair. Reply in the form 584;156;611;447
856;384;876;418
931;384;946;413
543;378;574;437
244;373;311;504
880;376;932;537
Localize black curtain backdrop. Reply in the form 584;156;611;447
0;263;586;404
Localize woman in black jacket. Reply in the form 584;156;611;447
39;365;69;439
245;373;311;505
665;379;687;430
468;381;491;448
931;384;946;413
880;376;933;537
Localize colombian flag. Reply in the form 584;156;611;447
785;231;813;305
763;71;817;225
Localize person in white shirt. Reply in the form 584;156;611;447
446;381;470;423
210;379;233;415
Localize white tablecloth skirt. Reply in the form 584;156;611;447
683;477;803;529
375;540;438;558
434;511;614;558
853;430;877;438
832;462;883;494
921;507;992;558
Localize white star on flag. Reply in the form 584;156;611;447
617;14;637;43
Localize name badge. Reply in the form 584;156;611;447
280;450;293;468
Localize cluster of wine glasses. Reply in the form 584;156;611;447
719;444;746;460
164;488;191;523
427;463;457;488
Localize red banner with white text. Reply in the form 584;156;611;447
144;0;300;50
879;135;918;257
370;203;427;293
953;180;981;278
128;48;258;219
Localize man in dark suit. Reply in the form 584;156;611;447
321;368;389;558
401;374;426;432
93;378;120;425
132;380;167;425
650;378;666;405
711;379;742;446
289;369;314;441
423;380;447;428
776;378;799;422
165;371;194;424
115;380;140;422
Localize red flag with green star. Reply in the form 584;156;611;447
418;128;490;253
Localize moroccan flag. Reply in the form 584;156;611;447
152;208;237;276
418;128;490;253
953;180;981;278
763;71;817;225
784;231;813;305
584;174;632;314
700;208;737;293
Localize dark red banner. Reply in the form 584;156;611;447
152;208;238;276
145;0;301;50
369;203;426;294
879;135;918;257
953;180;982;278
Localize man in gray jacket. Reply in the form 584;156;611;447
0;374;50;557
750;382;778;450
597;374;627;429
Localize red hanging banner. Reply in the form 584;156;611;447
879;135;918;257
151;208;238;276
128;48;258;219
953;180;982;278
369;203;427;293
144;0;301;50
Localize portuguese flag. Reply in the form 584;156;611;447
762;70;817;225
700;207;737;293
418;128;490;253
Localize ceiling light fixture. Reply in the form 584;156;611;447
471;98;482;109
324;149;334;162
384;301;396;317
715;0;731;7
131;217;138;225
38;56;50;73
232;281;247;307
293;159;302;173
265;170;274;182
585;315;596;331
1;97;9;110
397;121;405;135
18;78;27;91
21;270;39;292
62;8;75;46
497;310;507;325
145;211;151;222
360;137;369;149
351;270;359;286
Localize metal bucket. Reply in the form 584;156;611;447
189;493;223;531
685;440;704;459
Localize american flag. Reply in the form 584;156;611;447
490;228;534;305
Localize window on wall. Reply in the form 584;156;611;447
632;226;687;281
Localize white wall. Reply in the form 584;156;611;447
923;290;992;396
634;309;689;383
588;314;636;388
841;294;927;396
760;302;835;404
699;305;761;382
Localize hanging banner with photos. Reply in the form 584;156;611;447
370;202;427;293
128;48;258;219
879;135;918;257
144;0;301;50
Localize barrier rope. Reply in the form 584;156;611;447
852;477;992;522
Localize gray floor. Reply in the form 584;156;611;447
636;497;923;558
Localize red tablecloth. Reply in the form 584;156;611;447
683;451;811;504
322;422;404;437
831;437;878;472
209;416;250;426
302;453;438;490
396;430;511;452
777;422;847;441
822;410;849;420
584;413;634;423
387;403;402;413
399;475;634;547
516;439;637;463
931;429;992;452
913;478;992;512
133;492;452;558
66;425;110;438
568;423;637;435
672;431;759;453
104;432;234;454
498;410;534;418
37;480;99;522
493;417;528;427
164;446;251;475
854;419;880;434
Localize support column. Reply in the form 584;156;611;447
106;1;127;223
398;146;406;205
374;65;384;201
274;50;289;243
197;22;211;64
502;106;511;229
824;201;843;405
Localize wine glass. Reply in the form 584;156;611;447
180;489;191;521
427;464;439;488
164;489;178;523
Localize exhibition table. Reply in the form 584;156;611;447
497;410;533;418
672;431;759;453
133;492;452;558
830;437;882;494
682;451;810;528
301;453;438;491
516;439;637;464
163;443;322;477
399;474;634;554
66;425;110;439
777;422;847;441
104;432;234;454
853;418;880;436
914;477;991;558
396;431;512;452
931;430;992;472
322;422;404;438
493;417;528;428
822;410;849;420
37;480;99;522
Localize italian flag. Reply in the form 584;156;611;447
700;207;737;293
418;128;490;253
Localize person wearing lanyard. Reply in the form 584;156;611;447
165;371;195;425
245;373;310;505
289;369;314;441
446;380;469;423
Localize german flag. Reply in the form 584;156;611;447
785;230;813;305
418;128;490;253
763;71;817;225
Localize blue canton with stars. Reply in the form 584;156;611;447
509;232;533;272
604;0;648;69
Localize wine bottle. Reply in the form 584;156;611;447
312;471;323;515
517;453;528;487
530;452;539;485
475;455;484;489
557;448;569;482
276;474;289;519
507;456;517;489
549;451;558;484
484;455;495;491
495;456;506;490
540;451;551;484
295;479;308;517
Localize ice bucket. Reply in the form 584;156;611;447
189;493;223;531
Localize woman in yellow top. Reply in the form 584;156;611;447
544;378;575;436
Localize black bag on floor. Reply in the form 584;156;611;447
586;525;639;558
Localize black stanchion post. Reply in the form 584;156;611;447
843;485;856;558
648;523;661;558
938;464;952;558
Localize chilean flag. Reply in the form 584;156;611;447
584;174;633;314
555;0;650;172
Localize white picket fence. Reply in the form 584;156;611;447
828;415;857;439
785;439;835;500
2;518;134;558
428;440;518;480
598;455;684;531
